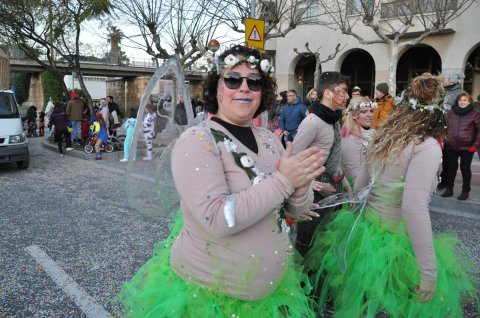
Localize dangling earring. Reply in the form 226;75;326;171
217;81;224;102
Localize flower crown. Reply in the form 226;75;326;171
207;53;274;76
399;98;445;112
346;100;378;113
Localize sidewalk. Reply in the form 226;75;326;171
40;135;480;216
430;156;480;217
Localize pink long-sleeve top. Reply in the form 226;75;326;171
355;137;442;282
170;119;313;300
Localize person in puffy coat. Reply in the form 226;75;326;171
49;103;73;154
441;92;480;200
373;82;395;129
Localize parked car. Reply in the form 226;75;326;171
0;90;29;169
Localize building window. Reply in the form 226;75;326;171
380;0;457;19
347;0;374;15
298;1;319;24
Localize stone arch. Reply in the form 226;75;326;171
464;42;480;97
340;49;375;97
289;54;319;100
396;45;442;94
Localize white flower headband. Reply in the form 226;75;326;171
347;101;378;113
208;53;274;76
401;98;445;112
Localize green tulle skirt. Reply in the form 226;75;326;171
116;216;317;318
303;207;479;318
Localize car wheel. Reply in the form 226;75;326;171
16;157;29;169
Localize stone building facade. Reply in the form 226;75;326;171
267;1;480;99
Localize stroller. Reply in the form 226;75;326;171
84;133;114;154
26;106;38;137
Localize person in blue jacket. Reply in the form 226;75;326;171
279;89;306;143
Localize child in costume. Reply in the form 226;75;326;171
304;73;478;317
142;105;156;160
90;113;108;160
117;45;328;317
120;108;137;162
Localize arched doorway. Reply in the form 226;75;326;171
396;46;441;94
464;44;480;98
294;55;317;100
340;50;375;97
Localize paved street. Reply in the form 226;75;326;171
0;136;479;317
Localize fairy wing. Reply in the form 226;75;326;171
124;58;197;218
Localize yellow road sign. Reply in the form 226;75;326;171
245;18;264;50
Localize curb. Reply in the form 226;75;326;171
430;194;480;217
41;139;123;161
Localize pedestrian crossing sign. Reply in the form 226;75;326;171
245;18;265;50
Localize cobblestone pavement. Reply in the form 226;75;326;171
0;136;478;317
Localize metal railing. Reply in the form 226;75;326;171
380;0;457;19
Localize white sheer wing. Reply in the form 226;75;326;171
125;58;199;217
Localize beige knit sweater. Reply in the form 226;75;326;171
170;120;314;300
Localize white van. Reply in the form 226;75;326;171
0;90;29;169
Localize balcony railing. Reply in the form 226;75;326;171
380;0;457;19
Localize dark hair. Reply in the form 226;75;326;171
202;45;277;118
287;89;297;96
128;107;137;118
317;71;349;99
107;95;114;101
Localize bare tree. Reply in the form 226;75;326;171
113;0;225;69
0;0;70;95
317;0;476;95
204;0;323;40
0;0;112;105
294;42;345;85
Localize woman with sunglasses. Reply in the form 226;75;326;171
117;45;326;317
341;96;377;186
303;73;478;317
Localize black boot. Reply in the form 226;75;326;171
437;183;446;190
457;191;469;201
441;187;453;197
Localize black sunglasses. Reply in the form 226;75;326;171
222;74;263;92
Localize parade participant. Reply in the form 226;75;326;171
142;105;156;160
279;89;306;143
98;98;110;136
372;82;394;129
304;88;320;111
91;112;108;160
117;45;327;317
304;73;478;317
351;86;362;97
292;71;351;256
107;95;121;136
438;70;467;190
341;96;377;185
441;92;480;200
66;91;84;145
120;108;137;162
49;103;73;155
